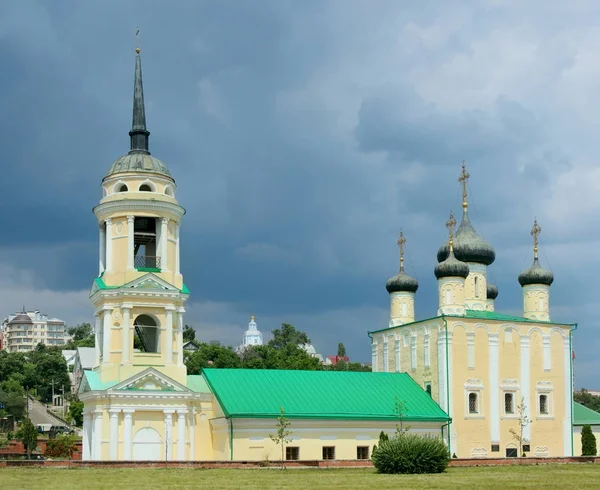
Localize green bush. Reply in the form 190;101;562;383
581;424;597;456
371;434;449;474
44;434;77;459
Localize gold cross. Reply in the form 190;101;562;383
458;161;470;209
397;230;406;271
135;28;141;53
531;218;541;258
446;212;457;248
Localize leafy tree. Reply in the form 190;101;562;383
268;323;310;350
1;377;25;396
184;343;241;374
372;430;389;456
32;348;71;403
183;325;196;343
68;398;84;427
575;389;600;413
269;407;292;468
326;360;371;372
509;396;530;456
17;418;38;459
0;388;26;419
337;343;346;357
581;424;597;456
65;323;95;348
394;397;409;435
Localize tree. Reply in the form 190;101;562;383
581;424;597;456
575;389;600;413
268;323;310;350
337;343;346;357
69;398;84;427
183;325;196;343
394;396;409;435
65;323;95;348
269;407;292;468
509;396;530;456
17;418;38;459
33;348;71;403
184;343;241;374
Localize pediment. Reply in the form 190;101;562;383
111;368;190;393
124;273;178;292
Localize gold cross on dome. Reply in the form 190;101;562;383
135;28;141;53
397;230;406;271
531;218;541;258
458;161;470;209
446;212;457;247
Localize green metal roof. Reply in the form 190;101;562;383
202;369;450;422
93;276;190;294
83;370;118;391
573;402;600;426
186;375;209;393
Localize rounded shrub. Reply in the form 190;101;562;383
371;434;449;474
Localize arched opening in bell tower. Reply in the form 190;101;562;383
133;314;160;353
134;218;158;269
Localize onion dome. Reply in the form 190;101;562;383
434;212;470;279
486;283;499;300
386;231;419;293
518;219;554;287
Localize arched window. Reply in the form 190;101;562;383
445;289;451;304
118;184;128;192
468;393;479;414
133;314;160;353
474;277;479;297
402;303;407;317
165;185;174;197
139;184;152;192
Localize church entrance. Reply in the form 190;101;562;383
133;427;162;461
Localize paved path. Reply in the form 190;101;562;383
27;397;79;434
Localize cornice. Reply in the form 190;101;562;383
93;199;185;221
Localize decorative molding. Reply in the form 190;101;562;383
93;199;185;221
533;446;549;457
465;378;484;389
471;447;488;458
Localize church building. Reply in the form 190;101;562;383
370;164;576;458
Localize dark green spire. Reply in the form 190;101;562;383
129;48;150;154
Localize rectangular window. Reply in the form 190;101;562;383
539;394;548;414
506;448;518;458
424;382;432;397
322;446;335;460
522;444;530;453
357;446;369;460
468;392;479;414
286;447;299;460
504;393;514;414
491;444;500;452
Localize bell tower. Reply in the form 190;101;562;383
90;45;189;385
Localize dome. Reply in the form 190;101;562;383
437;211;495;266
300;343;317;355
386;271;418;294
518;258;554;287
434;250;469;279
9;313;33;325
107;152;172;179
486;283;499;300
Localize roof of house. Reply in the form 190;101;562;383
83;370;119;391
202;369;450;422
76;347;96;369
186;375;209;393
573;402;600;426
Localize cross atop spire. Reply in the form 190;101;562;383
397;230;406;272
458;161;470;210
446;212;457;251
531;218;542;259
129;29;150;155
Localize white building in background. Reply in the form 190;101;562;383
237;316;263;352
1;309;69;352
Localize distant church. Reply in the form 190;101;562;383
370;164;576;458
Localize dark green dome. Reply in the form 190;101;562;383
487;282;498;300
518;258;554;287
107;152;171;178
386;271;418;294
437;211;495;266
434;250;469;279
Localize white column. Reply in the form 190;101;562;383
161;218;169;271
164;411;174;461
177;308;185;367
563;336;572;456
467;333;475;369
94;313;101;367
93;410;103;460
127;216;135;270
102;308;112;364
82;412;92;460
188;410;195;461
177;410;187;460
105;218;113;272
543;334;551;371
520;335;531;442
394;339;400;372
165;307;174;364
383;339;389;372
489;333;500;443
175;223;181;275
122;305;131;364
424;334;431;369
371;343;377;372
109;409;120;460
437;334;447;410
123;409;134;460
410;334;417;371
99;224;106;275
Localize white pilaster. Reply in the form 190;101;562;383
410;334;417;371
424;334;431;368
165;307;174;364
383;339;389;373
127;216;135;270
109;409;120;460
563;335;572;456
447;331;454;417
175;223;181;275
520;335;531;442
102;308;112;364
122;305;131;364
188;410;195;461
94;313;101;367
394;339;400;372
489;333;500;443
164;411;174;461
176;308;185;367
99;224;106;275
123;409;134;460
467;333;475;369
93;410;103;461
82;412;92;460
543;334;551;371
161;218;169;271
105;218;113;272
437;333;447;411
177;410;187;460
371;343;377;373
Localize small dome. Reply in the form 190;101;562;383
487;283;499;300
386;271;418;294
9;313;33;325
300;343;317;355
106;152;172;179
437;211;495;266
518;258;554;287
434;250;469;279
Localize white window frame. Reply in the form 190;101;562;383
535;382;554;419
464;379;485;418
503;391;516;416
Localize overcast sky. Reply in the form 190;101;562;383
0;0;598;388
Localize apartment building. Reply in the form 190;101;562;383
1;309;69;352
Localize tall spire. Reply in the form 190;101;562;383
397;230;406;273
458;161;470;211
129;29;150;155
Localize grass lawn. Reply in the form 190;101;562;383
1;464;599;489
